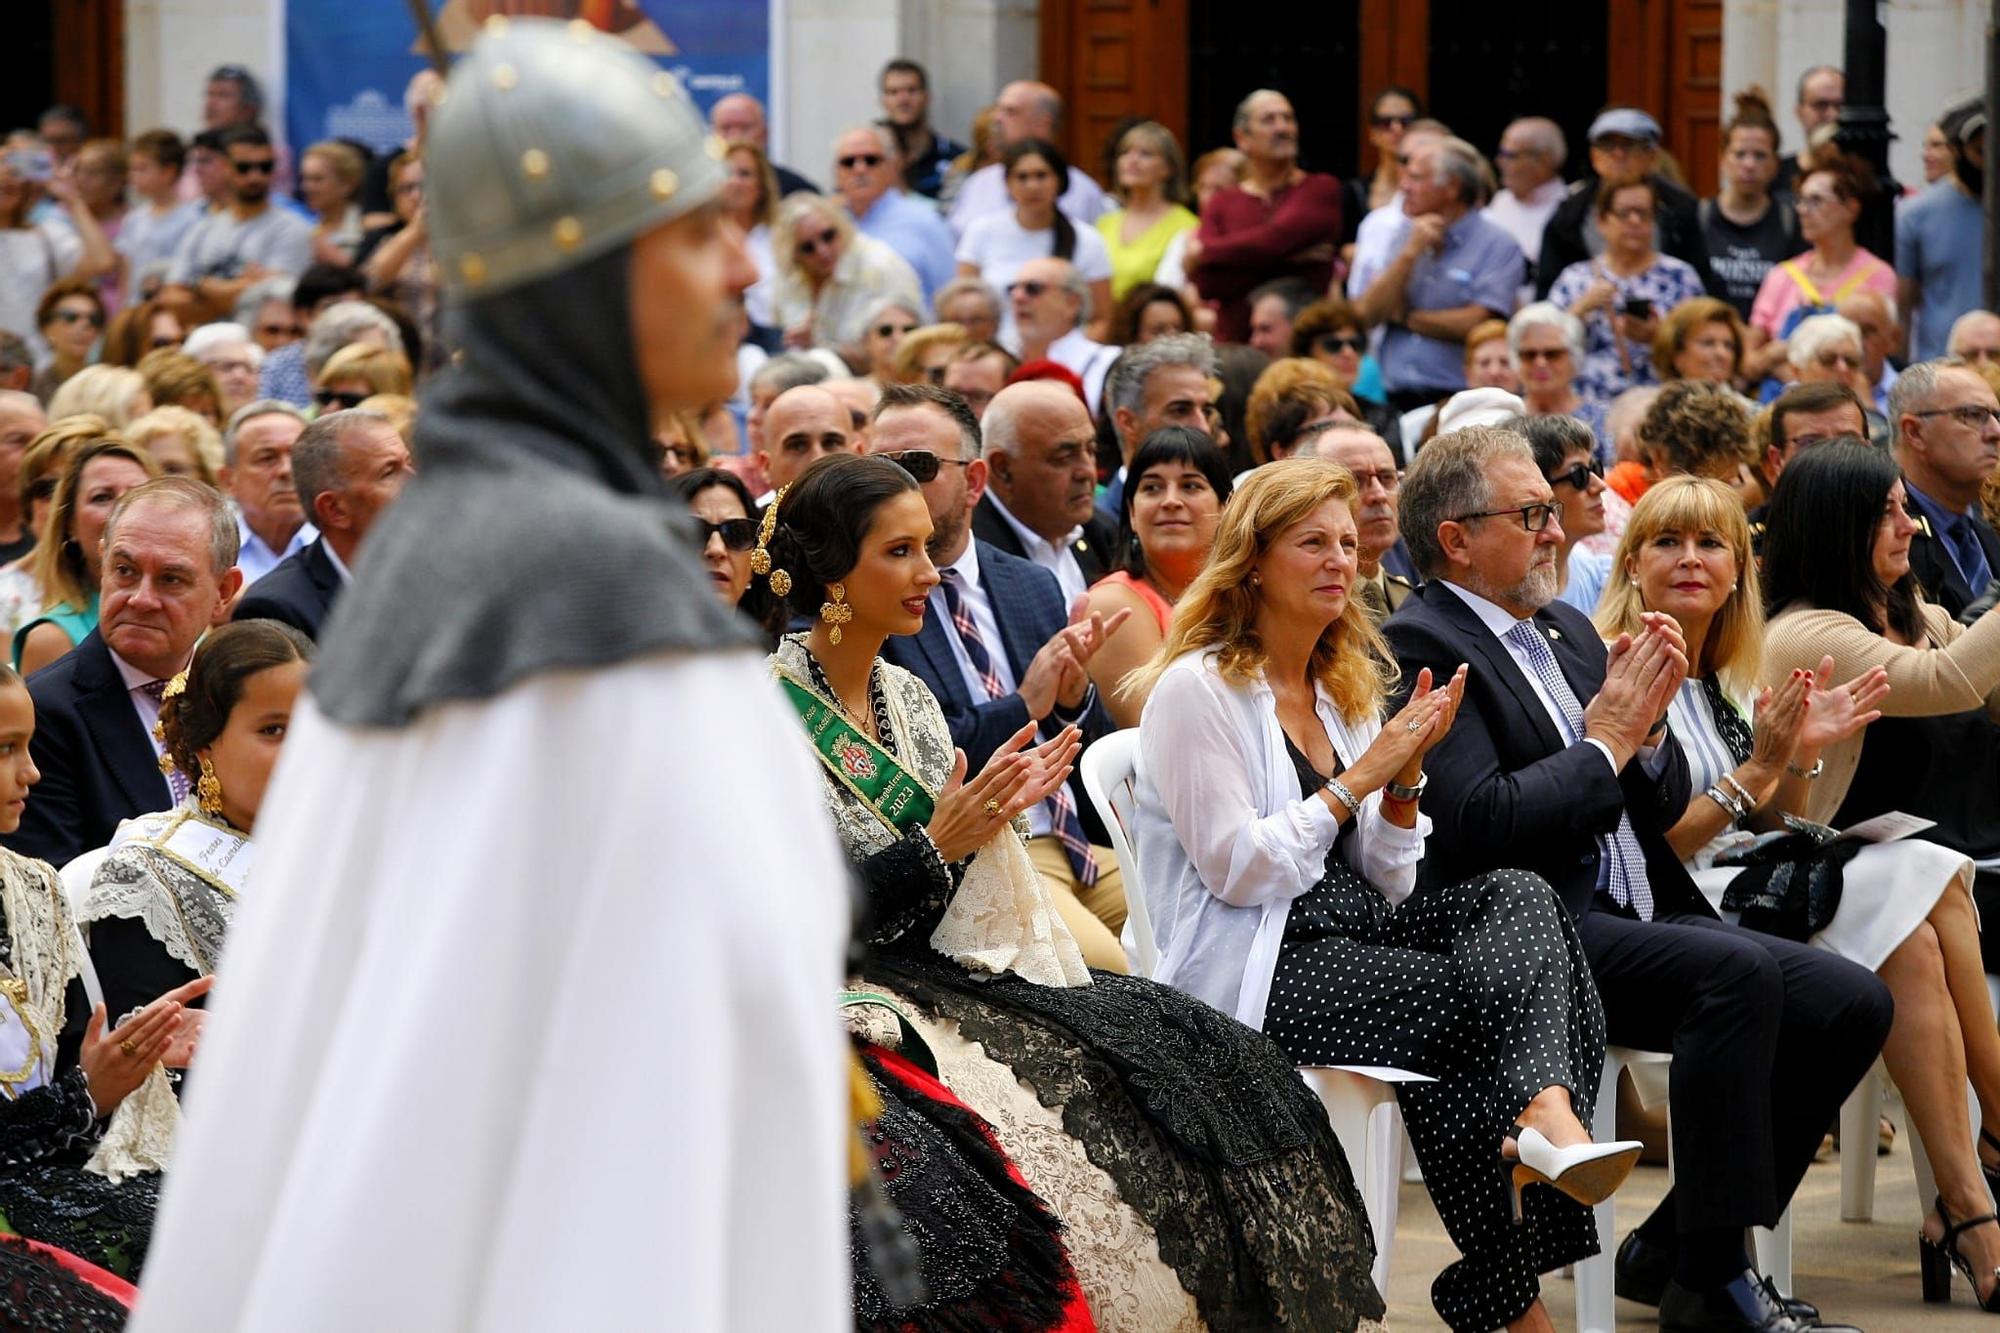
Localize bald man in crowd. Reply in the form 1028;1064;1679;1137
946;80;1108;238
754;384;853;505
1949;310;2000;369
973;379;1119;600
708;92;818;197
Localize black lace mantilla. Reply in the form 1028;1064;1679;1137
0;1168;157;1281
852;1046;1078;1333
872;955;1386;1330
0;1237;128;1332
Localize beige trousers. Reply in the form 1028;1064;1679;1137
1024;834;1130;974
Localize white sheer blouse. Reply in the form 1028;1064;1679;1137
1132;649;1429;1030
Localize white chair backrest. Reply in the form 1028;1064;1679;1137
1078;729;1158;976
56;848;108;1017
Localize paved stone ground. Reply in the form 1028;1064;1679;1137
1384;1130;2000;1330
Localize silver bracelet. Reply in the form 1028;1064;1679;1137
1324;777;1362;819
1704;783;1748;822
1786;757;1824;781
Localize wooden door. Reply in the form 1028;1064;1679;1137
1040;0;1189;182
1609;0;1723;196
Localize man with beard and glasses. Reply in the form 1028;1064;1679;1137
130;23;848;1330
869;381;1133;971
162;126;312;315
1383;424;1889;1333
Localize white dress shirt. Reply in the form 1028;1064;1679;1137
322;539;352;586
109;644;182;770
982;491;1086;604
932;542;1052;838
1483;177;1567;267
1040;326;1118;417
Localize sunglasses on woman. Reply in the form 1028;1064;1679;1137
696;517;758;551
796;227;839;256
880;449;970;483
1547;458;1604;491
315;389;369;411
1313;333;1365;355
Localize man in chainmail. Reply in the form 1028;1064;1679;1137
130;21;849;1329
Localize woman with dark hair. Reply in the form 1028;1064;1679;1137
667;466;785;644
1702;88;1799;321
1763;443;2000;986
31;279;105;406
0;661;207;1280
1743;155;1895;381
764;451;1387;1332
1342;87;1422;247
1128;457;1637;1333
1549;178;1708;404
1084;427;1232;727
76;620;313;1190
1605;473;2000;1317
1106;282;1192;347
956;139;1112;345
14;439;158;675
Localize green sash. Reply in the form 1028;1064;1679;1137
776;672;936;834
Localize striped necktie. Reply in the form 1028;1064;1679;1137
937;570;1098;886
1504;619;1653;919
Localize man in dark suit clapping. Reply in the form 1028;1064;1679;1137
10;479;243;868
871;381;1132;972
235;409;415;640
1382;425;1889;1333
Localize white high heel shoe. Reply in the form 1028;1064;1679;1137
1502;1124;1644;1222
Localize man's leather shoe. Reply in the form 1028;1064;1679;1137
1619;1236;1820;1321
1658;1270;1857;1332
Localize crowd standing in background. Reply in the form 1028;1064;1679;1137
0;24;1994;1333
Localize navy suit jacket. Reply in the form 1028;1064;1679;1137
7;631;173;869
1382;582;1710;923
971;496;1120;592
881;540;1117;841
1907;510;2000;622
233;537;341;640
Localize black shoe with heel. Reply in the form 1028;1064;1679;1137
1919;1193;2000;1311
1980;1127;2000;1201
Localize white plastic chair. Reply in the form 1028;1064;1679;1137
1571;1046;1794;1332
1078;727;1433;1301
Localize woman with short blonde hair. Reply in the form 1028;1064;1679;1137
1131;456;1638;1333
315;343;414;408
122;405;221;484
45;365;151;428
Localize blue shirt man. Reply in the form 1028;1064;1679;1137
836;125;955;302
1896;179;1984;362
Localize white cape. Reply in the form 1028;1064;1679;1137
131;653;850;1332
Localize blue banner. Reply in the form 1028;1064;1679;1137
284;1;770;156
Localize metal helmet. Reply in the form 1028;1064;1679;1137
425;16;725;301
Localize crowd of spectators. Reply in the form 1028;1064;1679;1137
0;37;1996;1333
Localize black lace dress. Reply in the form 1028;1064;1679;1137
0;914;158;1280
803;645;1386;1332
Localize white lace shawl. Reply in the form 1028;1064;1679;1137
772;639;1089;989
76;803;247;1181
0;850;84;1098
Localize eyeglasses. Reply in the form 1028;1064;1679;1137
206;358;256;376
1793;192;1840;211
1802;98;1843;115
149;334;183;350
796;227;839;255
1815;349;1862;369
1313;333;1365;355
315;389;368;411
1547;458;1605;491
874;323;916;339
1007;279;1049;298
838;153;885;170
880;449;970;483
1349;467;1401;492
1608;205;1654;223
258;321;304;339
49;309;102;327
1371;113;1412;129
395;180;424;196
1912;404;2000;430
1454;501;1559;532
1518;346;1568;363
231;158;276;175
695;517;758;551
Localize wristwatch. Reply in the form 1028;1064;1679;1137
1384;772;1428;803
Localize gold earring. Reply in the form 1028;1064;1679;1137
820;581;853;645
750;484;792;596
196;756;224;818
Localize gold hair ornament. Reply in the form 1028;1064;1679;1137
750;484;792;598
